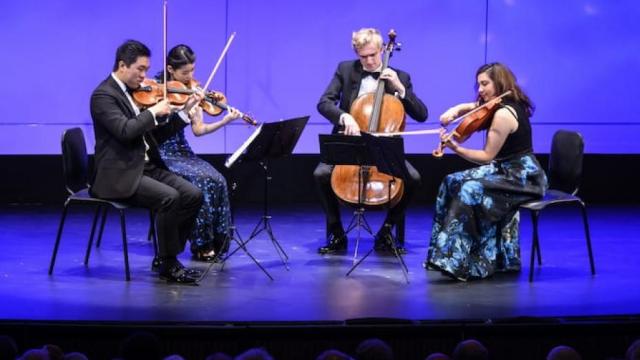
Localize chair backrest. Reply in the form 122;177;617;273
61;127;89;194
547;130;584;195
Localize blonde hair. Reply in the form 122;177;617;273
351;28;383;51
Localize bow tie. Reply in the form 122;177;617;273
361;70;380;80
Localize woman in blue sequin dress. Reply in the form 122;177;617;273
157;45;242;261
425;63;548;281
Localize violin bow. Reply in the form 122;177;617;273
162;0;168;100
373;128;440;137
202;32;236;91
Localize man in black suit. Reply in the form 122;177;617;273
90;40;204;283
315;28;428;254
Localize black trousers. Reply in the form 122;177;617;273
129;163;203;258
313;160;421;233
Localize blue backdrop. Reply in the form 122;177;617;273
1;0;638;154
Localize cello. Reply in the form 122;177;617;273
330;30;405;208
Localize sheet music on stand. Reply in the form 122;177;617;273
225;123;264;168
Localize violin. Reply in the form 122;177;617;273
132;78;257;126
131;78;190;108
432;90;512;157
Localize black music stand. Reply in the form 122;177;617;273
343;132;410;283
319;134;376;261
222;116;309;278
217;174;274;280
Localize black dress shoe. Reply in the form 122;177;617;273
318;233;347;254
159;264;198;284
374;227;406;254
182;266;204;278
152;257;204;278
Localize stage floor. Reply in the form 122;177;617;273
1;203;638;324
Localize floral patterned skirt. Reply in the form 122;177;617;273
426;153;547;281
162;154;231;254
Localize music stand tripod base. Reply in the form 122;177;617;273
320;133;410;283
222;116;310;278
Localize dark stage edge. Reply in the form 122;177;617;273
1;204;640;359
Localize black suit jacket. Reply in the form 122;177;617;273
89;75;188;199
317;60;428;133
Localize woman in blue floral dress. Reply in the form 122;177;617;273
425;63;547;281
157;45;242;261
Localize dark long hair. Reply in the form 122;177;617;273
475;62;535;116
156;44;196;81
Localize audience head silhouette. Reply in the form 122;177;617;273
19;348;49;360
425;353;451;360
452;339;488;360
627;339;640;360
43;344;64;360
546;345;582;360
234;347;274;360
355;338;393;360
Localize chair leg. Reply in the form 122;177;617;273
96;206;108;248
84;205;102;265
49;202;70;275
149;210;158;256
535;225;542;266
579;202;596;275
529;210;540;282
119;210;131;281
147;210;155;242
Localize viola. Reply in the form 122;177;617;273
432;91;512;157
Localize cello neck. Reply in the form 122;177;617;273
368;31;397;132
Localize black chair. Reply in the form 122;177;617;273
48;127;156;281
520;130;595;282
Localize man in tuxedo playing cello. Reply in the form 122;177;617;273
90;39;204;283
315;28;428;254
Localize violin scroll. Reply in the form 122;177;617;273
200;91;257;126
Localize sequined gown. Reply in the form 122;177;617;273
158;129;231;254
426;100;548;281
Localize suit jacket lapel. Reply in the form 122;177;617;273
348;61;365;106
106;76;137;118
